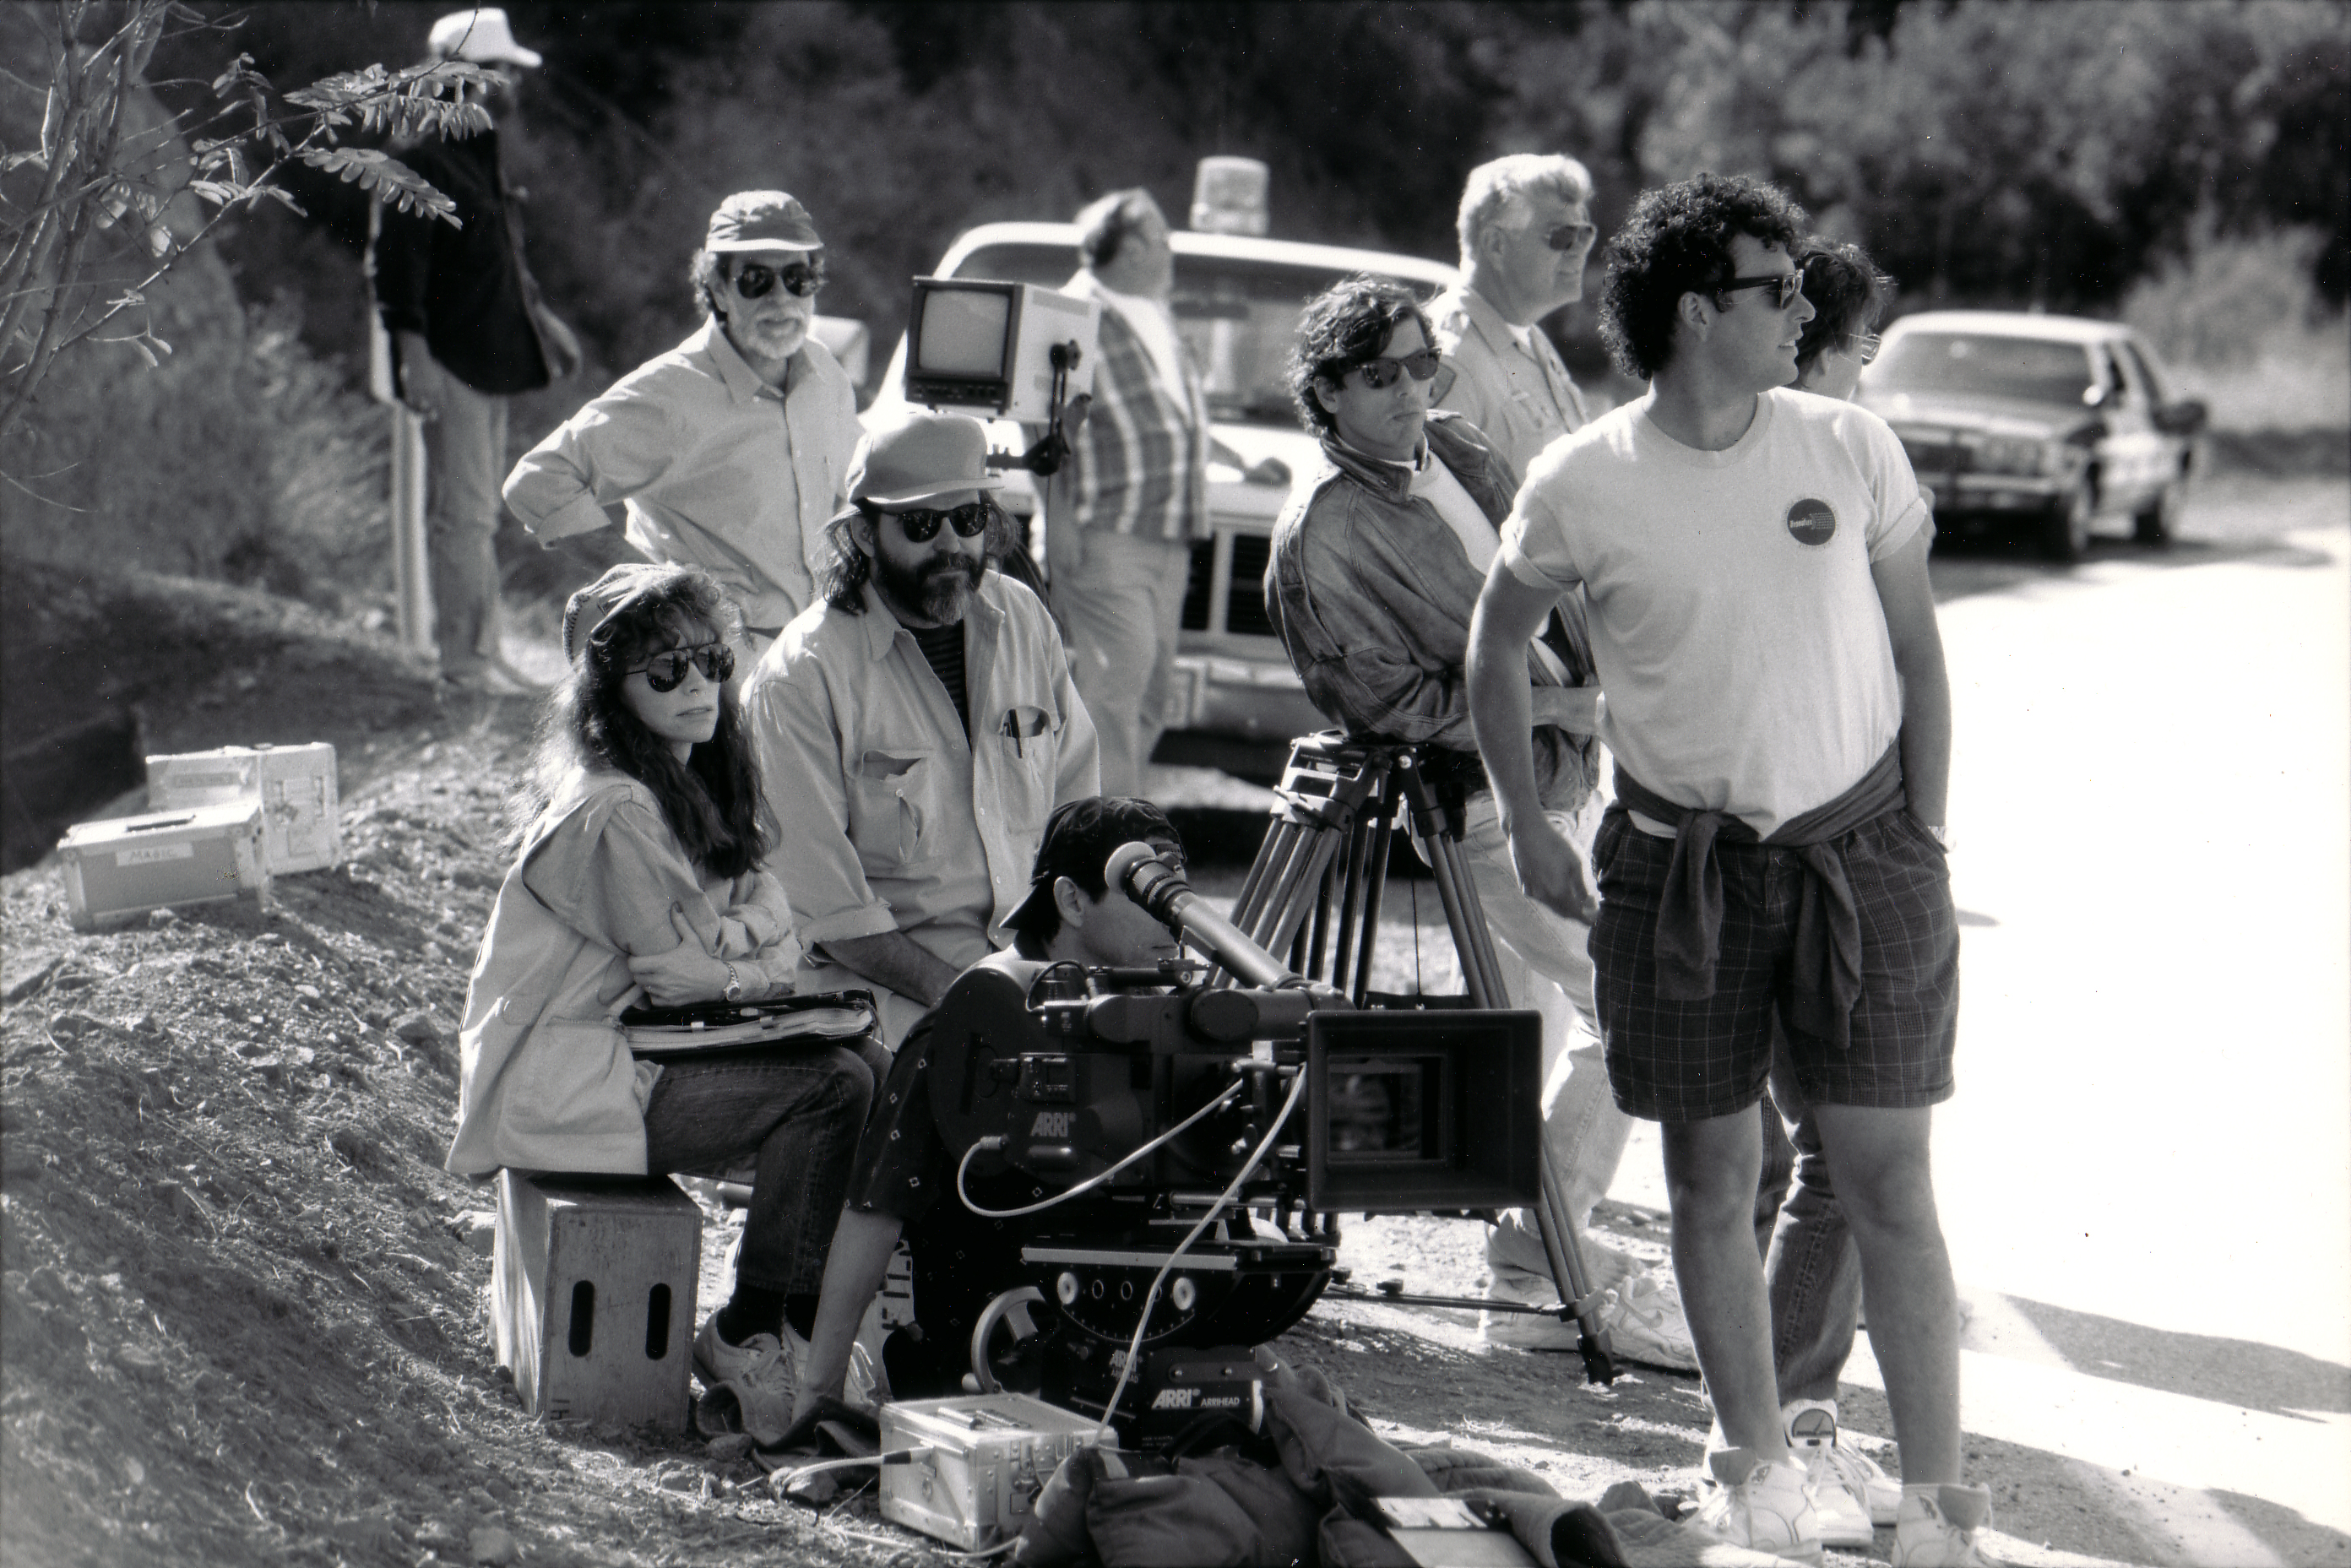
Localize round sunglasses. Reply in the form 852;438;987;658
1349;347;1442;390
627;642;735;692
730;259;825;300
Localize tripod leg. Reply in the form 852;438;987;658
1418;788;1619;1384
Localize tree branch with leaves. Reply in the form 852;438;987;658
0;0;488;458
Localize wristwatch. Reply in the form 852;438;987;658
723;963;744;1004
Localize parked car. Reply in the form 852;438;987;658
1855;311;2207;562
866;214;1458;779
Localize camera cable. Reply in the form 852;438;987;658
953;1079;1248;1218
1088;1066;1310;1446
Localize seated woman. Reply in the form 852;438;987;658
446;562;875;1440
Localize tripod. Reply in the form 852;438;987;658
1224;732;1619;1383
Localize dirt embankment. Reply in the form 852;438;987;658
3;565;2160;1568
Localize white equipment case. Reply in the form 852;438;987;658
146;742;339;873
57;802;269;930
879;1392;1113;1549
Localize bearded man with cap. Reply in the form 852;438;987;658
375;7;582;692
505;191;863;662
747;410;1102;1055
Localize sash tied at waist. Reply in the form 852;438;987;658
1610;746;1906;1050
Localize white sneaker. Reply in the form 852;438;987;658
1598;1265;1699;1372
1786;1397;1901;1533
1690;1448;1822;1563
1892;1484;2001;1567
692;1316;805;1445
1482;1261;1700;1371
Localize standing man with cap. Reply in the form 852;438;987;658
1047;188;1212;797
375;7;581;692
504;191;862;666
1430;154;1599;480
747;411;1101;1050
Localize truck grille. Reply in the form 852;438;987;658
1225;534;1274;638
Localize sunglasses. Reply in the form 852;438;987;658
1717;272;1805;310
1545;221;1598;252
627;643;735;692
730;259;824;300
1351;347;1442;390
885;500;996;544
1849;332;1882;366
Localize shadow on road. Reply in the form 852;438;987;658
2003;1294;2351;1419
1927;531;2341;605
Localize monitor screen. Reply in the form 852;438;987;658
915;286;1013;378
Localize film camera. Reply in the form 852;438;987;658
910;843;1544;1444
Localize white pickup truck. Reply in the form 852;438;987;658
865;216;1458;778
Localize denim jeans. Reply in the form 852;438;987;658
639;1043;877;1295
1458;792;1642;1294
1754;1031;1864;1405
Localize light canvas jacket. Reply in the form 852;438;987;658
446;767;801;1178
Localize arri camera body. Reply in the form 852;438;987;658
917;844;1543;1435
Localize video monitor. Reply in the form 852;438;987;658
1304;1008;1540;1213
904;277;1099;423
914;284;1013;380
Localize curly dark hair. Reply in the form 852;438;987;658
1598;174;1810;382
1793;240;1897;381
1284;275;1436;437
815;500;1012;614
519;568;768;879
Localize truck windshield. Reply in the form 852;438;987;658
1869;333;2097;407
952;242;1443;430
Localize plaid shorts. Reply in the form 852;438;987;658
1590;806;1958;1122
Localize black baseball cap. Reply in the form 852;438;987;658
1003;797;1186;934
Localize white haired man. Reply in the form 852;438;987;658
503;192;862;666
1429;153;1599;479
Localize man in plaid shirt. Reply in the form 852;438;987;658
1043;189;1212;797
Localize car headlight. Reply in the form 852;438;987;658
1960;434;2052;476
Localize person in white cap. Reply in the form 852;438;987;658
745;411;1101;1050
504;192;863;661
375;7;581;692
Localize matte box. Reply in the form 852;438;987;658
57;802;269;931
880;1392;1115;1549
146;742;339;873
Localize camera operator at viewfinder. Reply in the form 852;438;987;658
1262;277;1695;1370
789;797;1191;1424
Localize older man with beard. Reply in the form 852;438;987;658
746;412;1101;1048
505;191;862;665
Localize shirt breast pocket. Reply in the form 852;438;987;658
992;705;1056;838
849;748;942;871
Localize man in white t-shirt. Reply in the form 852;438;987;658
1466;175;1990;1568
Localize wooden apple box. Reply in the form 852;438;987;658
492;1173;701;1430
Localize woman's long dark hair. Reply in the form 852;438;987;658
514;568;769;879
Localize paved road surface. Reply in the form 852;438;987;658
1615;475;2351;1565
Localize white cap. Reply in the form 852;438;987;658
427;8;542;69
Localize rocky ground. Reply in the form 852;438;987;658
2;566;2113;1568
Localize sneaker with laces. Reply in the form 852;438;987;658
1598;1264;1700;1372
1892;1484;2001;1566
1690;1447;1822;1564
1785;1397;1901;1532
692;1316;803;1445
